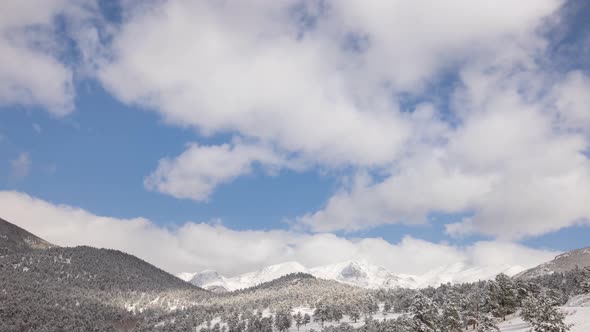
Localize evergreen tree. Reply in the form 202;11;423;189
441;301;463;332
475;313;499;332
347;304;361;323
274;310;292;332
383;301;392;315
521;292;572;332
293;311;303;330
313;302;330;327
488;274;518;320
580;267;590;294
410;292;438;332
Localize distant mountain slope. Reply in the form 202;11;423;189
515;246;590;279
0;217;55;254
309;259;417;289
180;259;528;291
213;272;367;310
181;261;307;292
0;219;210;331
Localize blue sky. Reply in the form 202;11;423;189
0;0;589;275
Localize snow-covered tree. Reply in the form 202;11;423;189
293;311;303;330
383;301;392;315
441;301;463;332
521;292;572;332
489;273;519;321
349;308;361;323
580;267;590;294
303;313;311;326
274;309;292;332
475;313;499;332
410;292;438;332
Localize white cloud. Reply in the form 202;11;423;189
10;152;31;179
302;63;590;238
91;0;590;240
0;191;557;276
0;0;77;115
97;0;561;168
3;0;587;244
551;70;590;133
145;140;295;201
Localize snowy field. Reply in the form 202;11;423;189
497;295;590;332
197;296;590;332
286;307;400;331
497;307;590;332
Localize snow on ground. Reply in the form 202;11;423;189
497;306;590;332
195;299;590;332
287;308;401;332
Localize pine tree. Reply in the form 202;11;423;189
274;309;292;332
293;311;303;331
490;273;519;320
521;292;572;332
410;292;438;332
475;313;499;332
580;267;590;294
383;301;392;315
441;301;463;332
313;302;329;327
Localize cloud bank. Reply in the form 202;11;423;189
1;0;589;246
0;191;557;276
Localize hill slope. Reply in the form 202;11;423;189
0;219;210;331
515;246;590;279
0;217;55;254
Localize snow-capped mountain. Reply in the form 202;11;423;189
180;261;306;292
224;261;306;290
178;259;527;291
309;260;417;289
411;262;525;288
515;246;590;280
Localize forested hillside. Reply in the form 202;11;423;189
1;219;589;331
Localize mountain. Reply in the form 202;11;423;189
0;217;56;254
225;261;307;290
179;259;526;291
0;218;208;331
182;261;306;292
309;259;417;289
515;246;590;279
413;262;525;288
188;270;230;293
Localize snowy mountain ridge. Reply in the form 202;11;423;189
514;246;590;280
178;259;527;292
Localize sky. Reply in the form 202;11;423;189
0;0;589;277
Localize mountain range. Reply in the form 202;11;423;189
1;216;589;331
178;259;528;292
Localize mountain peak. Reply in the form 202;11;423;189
0;217;56;254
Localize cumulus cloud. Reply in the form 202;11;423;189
145;140;297;201
551;70;590;133
3;0;588;244
0;0;77;115
10;152;31;179
303;63;590;238
97;0;561;167
0;191;557;276
90;0;590;241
